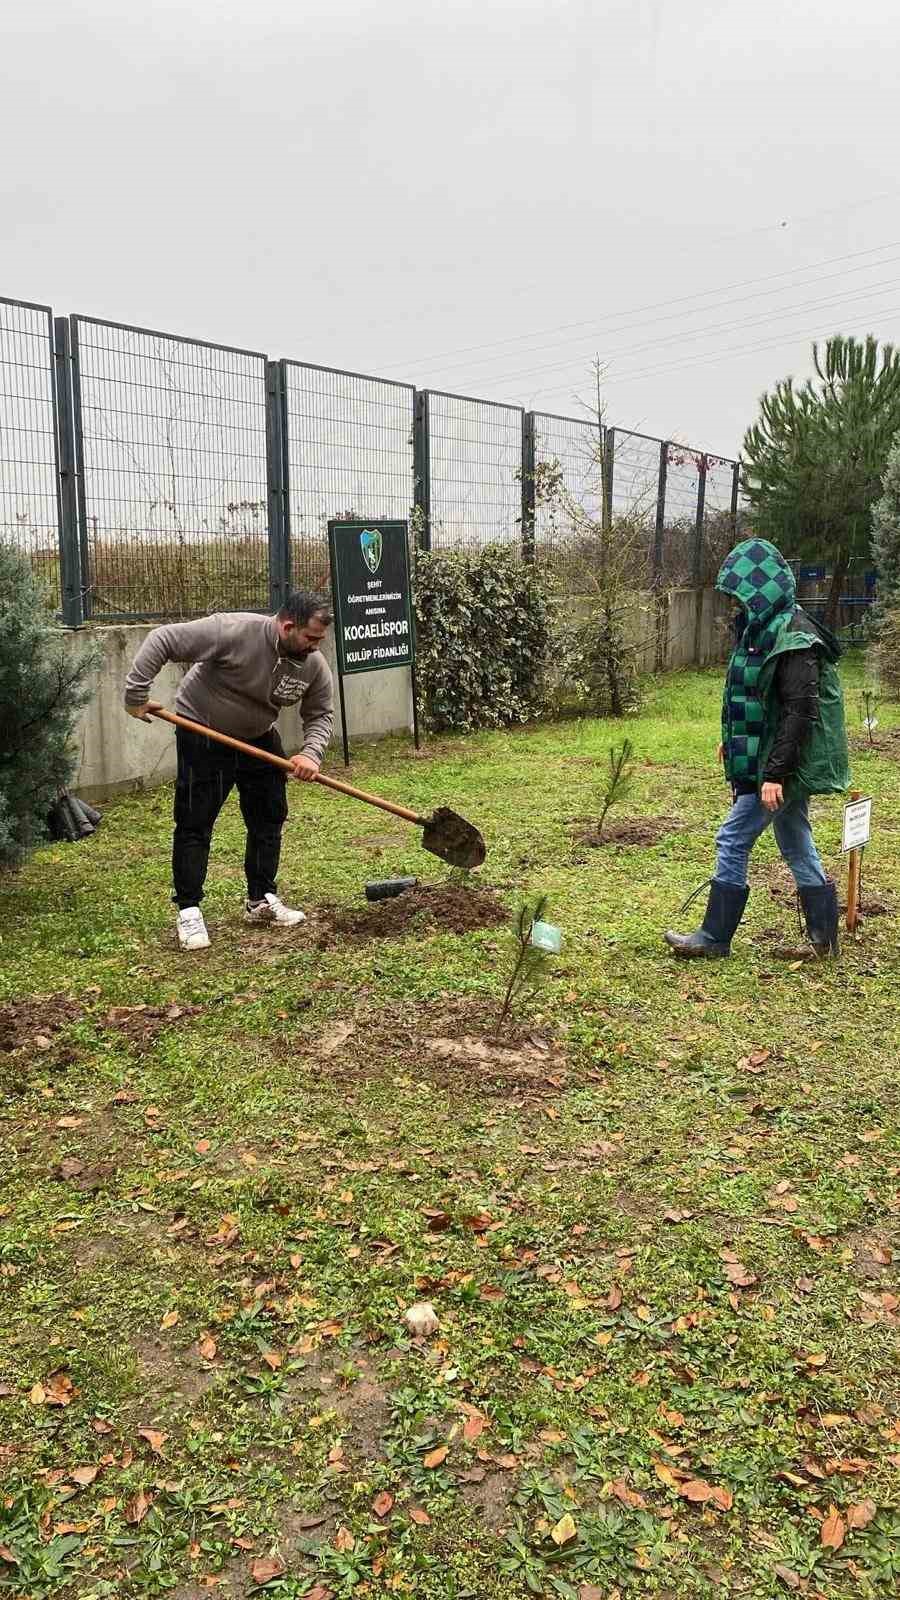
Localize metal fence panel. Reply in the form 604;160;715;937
71;316;270;619
425;390;523;551
609;428;662;528
0;297;62;611
532;411;603;547
281;361;415;592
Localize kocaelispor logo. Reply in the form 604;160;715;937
360;527;382;575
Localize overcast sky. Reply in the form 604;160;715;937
4;0;900;456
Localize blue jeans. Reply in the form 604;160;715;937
715;791;827;889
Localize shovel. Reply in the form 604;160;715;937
147;707;486;869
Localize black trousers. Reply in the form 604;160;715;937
172;726;288;909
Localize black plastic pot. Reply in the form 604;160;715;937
364;876;419;902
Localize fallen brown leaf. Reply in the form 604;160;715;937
333;1526;354;1552
679;1478;733;1510
124;1488;152;1525
820;1506;845;1550
409;1507;431;1526
609;1477;646;1509
723;1261;758;1288
423;1444;448;1469
69;1465;99;1486
372;1491;394;1518
550;1512;577;1545
774;1565;801;1590
159;1309;179;1330
32;1372;77;1407
847;1498;876;1530
138;1429;167;1455
250;1554;286;1583
197;1334;217;1361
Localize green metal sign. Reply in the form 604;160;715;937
328;519;415;677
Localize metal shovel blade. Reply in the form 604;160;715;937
421;806;486;869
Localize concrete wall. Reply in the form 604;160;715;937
63;589;726;800
66;622;414;801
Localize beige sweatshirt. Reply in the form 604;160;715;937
123;613;334;762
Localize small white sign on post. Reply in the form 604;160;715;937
842;797;872;853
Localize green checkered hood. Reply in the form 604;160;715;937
716;539;797;786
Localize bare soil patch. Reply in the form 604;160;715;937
103;1001;205;1046
0;994;81;1054
310;884;507;948
850;727;900;757
290;998;567;1099
575;815;683;848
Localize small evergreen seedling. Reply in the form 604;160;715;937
596;738;634;838
0;543;101;869
497;895;553;1031
860;688;879;745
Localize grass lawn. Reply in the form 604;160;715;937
1;660;899;1600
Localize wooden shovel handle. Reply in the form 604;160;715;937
147;707;424;826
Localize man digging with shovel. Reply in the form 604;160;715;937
665;538;849;961
124;592;334;951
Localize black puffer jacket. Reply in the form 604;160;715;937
764;647;820;782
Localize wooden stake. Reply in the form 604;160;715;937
846;789;862;932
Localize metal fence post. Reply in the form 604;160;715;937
730;459;741;538
521;411;536;561
413;389;431;550
67;316;94;621
52;316;84;627
602;425;615;530
265;359;290;608
653;439;668;586
692;453;708;663
652;439;670;671
692;453;708;588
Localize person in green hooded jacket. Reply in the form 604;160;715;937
665;538;850;960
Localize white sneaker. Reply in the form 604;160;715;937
244;893;306;928
176;906;210;951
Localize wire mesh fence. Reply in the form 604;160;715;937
531;411;603;547
281;362;415;591
423;391;523;551
609;429;661;530
0;292;746;622
0;298;62;611
71;317;271;618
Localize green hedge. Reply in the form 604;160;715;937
413;546;557;732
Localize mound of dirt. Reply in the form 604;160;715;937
0;995;81;1055
575;815;683;848
312;884;507;947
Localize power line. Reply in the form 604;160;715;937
458;275;900;392
380;238;900;374
359;187;900;356
422;252;900;382
592;305;900;392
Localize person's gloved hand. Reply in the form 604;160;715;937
289;753;320;783
125;700;163;721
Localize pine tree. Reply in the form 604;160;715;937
872;427;900;610
0;543;101;869
742;335;900;623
